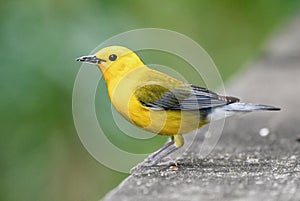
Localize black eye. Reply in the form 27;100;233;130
109;54;117;61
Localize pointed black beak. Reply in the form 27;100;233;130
76;55;106;64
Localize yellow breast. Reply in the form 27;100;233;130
101;58;208;136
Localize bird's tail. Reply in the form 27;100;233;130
222;102;280;112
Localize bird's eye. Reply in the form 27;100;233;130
109;54;117;61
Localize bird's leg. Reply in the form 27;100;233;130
148;135;184;165
146;136;174;160
149;145;178;165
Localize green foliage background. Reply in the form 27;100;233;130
1;0;299;200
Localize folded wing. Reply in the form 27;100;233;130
136;84;239;111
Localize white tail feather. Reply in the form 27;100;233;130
208;102;280;121
222;102;280;112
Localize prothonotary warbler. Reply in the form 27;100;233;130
76;46;280;165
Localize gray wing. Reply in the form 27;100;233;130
141;84;239;111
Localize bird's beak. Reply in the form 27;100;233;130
76;55;106;64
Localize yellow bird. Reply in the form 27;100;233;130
76;46;280;165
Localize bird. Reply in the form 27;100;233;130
76;46;280;165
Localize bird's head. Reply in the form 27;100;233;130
76;46;144;74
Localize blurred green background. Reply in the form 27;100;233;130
1;0;300;200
